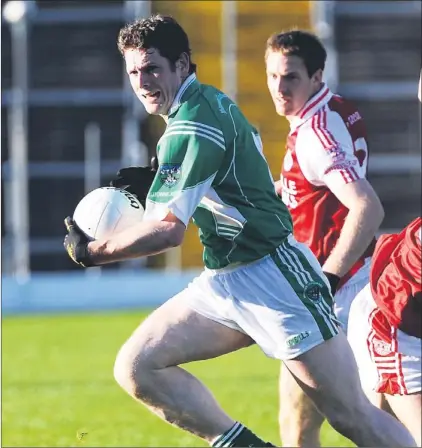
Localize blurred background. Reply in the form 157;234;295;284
1;2;421;447
1;0;421;311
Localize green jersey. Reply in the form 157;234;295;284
144;73;293;269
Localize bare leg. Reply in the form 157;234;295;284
279;365;324;447
284;331;416;447
385;392;421;446
363;388;396;417
114;295;254;442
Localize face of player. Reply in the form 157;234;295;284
124;47;189;116
266;51;323;117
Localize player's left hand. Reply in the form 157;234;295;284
110;156;158;207
323;271;341;296
63;217;94;267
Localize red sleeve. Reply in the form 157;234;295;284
370;217;422;338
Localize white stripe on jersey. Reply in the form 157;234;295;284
314;109;336;149
160;130;226;151
311;109;359;183
166;124;225;144
218;230;240;238
168;120;224;136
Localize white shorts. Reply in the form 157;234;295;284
334;259;370;334
180;235;339;360
348;284;422;395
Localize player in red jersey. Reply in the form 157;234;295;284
265;30;385;446
348;70;422;446
348;217;421;445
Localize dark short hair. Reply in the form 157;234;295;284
117;14;197;74
265;30;326;78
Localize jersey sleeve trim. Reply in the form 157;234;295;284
311;108;360;184
144;200;188;227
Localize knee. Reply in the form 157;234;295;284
113;343;155;399
113;347;139;396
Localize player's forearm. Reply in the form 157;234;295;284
322;200;384;277
87;220;183;265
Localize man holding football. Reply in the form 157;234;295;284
63;14;415;447
266;30;385;446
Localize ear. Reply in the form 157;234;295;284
177;52;190;75
312;68;323;84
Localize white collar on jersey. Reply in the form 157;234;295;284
288;83;334;133
166;73;197;117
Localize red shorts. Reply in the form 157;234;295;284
348;284;421;395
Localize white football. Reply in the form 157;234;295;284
73;187;144;240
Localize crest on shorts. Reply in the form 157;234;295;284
303;281;323;303
159;163;181;188
372;338;392;356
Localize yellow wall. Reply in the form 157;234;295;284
152;1;223;87
237;1;311;179
149;1;311;268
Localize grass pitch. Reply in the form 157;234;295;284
2;311;354;447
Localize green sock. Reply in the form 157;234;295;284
211;422;275;447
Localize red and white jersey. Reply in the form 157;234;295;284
370;217;422;339
280;84;376;287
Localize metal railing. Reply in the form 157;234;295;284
2;0;152;275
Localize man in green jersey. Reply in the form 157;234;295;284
63;15;416;448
